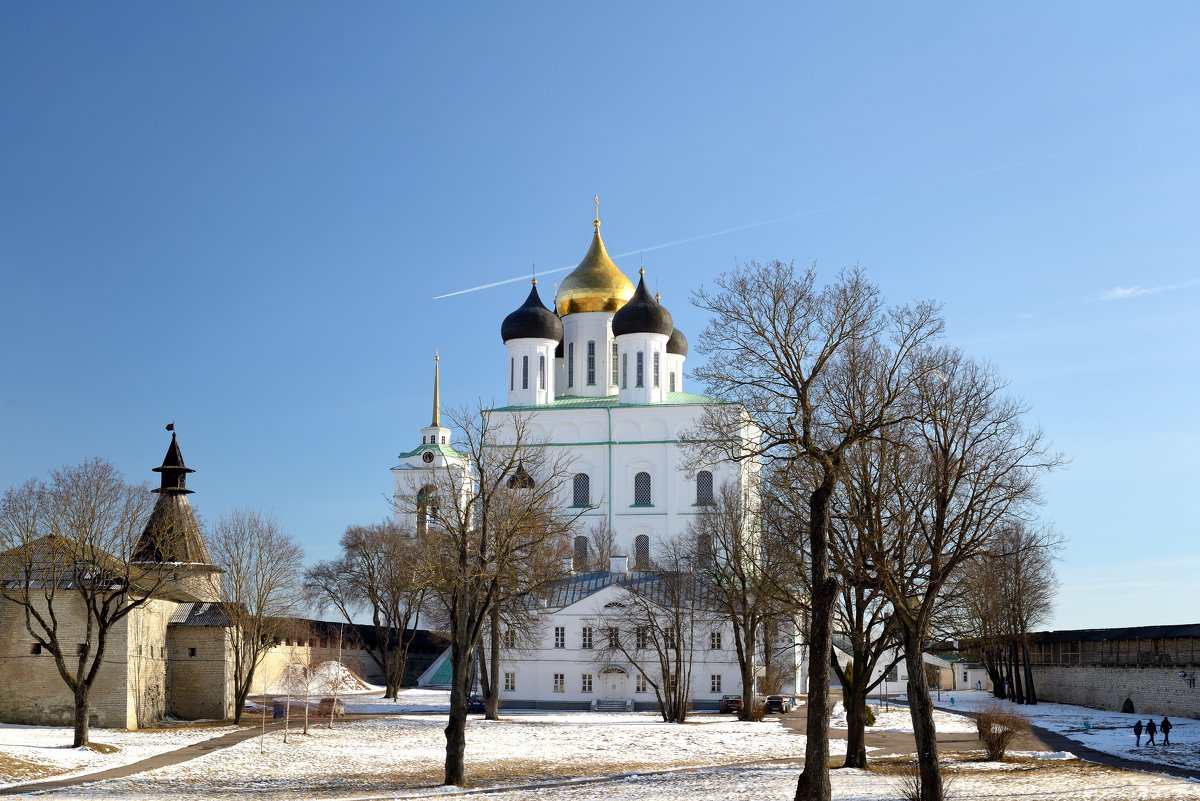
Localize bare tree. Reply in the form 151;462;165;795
209;509;305;724
861;351;1062;801
401;405;582;787
305;522;427;699
596;537;718;723
689;481;775;721
0;460;188;746
691;262;944;801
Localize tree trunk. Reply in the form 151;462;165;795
903;629;943;801
795;480;838;801
444;639;473;786
72;685;91;747
485;607;502;720
1009;642;1025;704
1021;639;1037;705
841;670;869;769
739;636;758;722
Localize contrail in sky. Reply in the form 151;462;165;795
434;134;1138;300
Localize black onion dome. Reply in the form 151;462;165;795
611;273;674;337
667;327;689;356
501;281;563;343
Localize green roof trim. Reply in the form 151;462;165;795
395;442;467;460
489;391;729;412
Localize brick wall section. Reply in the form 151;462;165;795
1032;665;1200;719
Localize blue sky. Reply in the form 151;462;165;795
2;3;1196;630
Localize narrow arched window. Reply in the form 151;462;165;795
573;535;589;571
669;371;676;392
522;355;529;389
510;358;514;391
696;533;713;567
573;473;591;507
634;534;650;570
634;472;651;505
567;342;575;388
612;342;619;385
696;470;714;505
653;352;660;388
586;341;596;385
636;352;644;388
416;485;438;536
621;353;628;389
539;354;546;390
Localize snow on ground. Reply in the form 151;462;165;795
828;700;978;735
265;661;384;697
49;708;829;799
0;722;237;789
931;689;1200;773
343;688;452;713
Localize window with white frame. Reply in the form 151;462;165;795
504;672;516;692
554;626;565;649
581;626;593;650
665;626;678;650
553;673;565;693
635;673;647;692
581;673;593;693
503;629;517;649
636;625;649;650
710;631;722;650
606;626;619;648
711;674;722;693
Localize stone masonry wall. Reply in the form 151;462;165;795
167;626;232;720
0;595;132;728
1032;665;1200;719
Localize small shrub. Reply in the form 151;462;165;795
891;762;952;801
863;702;876;727
976;705;1029;761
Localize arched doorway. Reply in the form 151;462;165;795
600;666;628;701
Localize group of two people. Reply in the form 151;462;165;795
1133;717;1172;746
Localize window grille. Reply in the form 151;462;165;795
634;472;651;505
587;341;596;385
696;470;714;505
573;473;591;506
634;534;650;569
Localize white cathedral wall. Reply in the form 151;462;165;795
493;588;743;709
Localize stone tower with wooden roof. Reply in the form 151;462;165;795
132;431;222;602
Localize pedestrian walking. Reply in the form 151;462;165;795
1161;717;1172;746
1133;719;1143;746
1147;718;1157;745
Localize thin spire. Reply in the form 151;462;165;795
594;195;600;231
431;351;441;428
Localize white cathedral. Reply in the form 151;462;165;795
393;211;801;709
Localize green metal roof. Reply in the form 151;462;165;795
490;391;728;412
395;442;467;460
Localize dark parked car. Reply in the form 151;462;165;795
719;694;743;714
467;694;486;713
763;695;793;714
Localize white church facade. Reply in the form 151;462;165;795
394;209;802;710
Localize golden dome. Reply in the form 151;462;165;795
555;221;635;315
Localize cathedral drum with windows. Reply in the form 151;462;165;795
400;209;797;710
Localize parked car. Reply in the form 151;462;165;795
763;695;793;714
467;694;486;713
719;694;744;714
316;697;346;717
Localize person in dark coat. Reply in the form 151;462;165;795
1161;717;1172;746
1133;719;1143;746
1147;718;1157;745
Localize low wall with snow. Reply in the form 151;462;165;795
1032;665;1200;719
